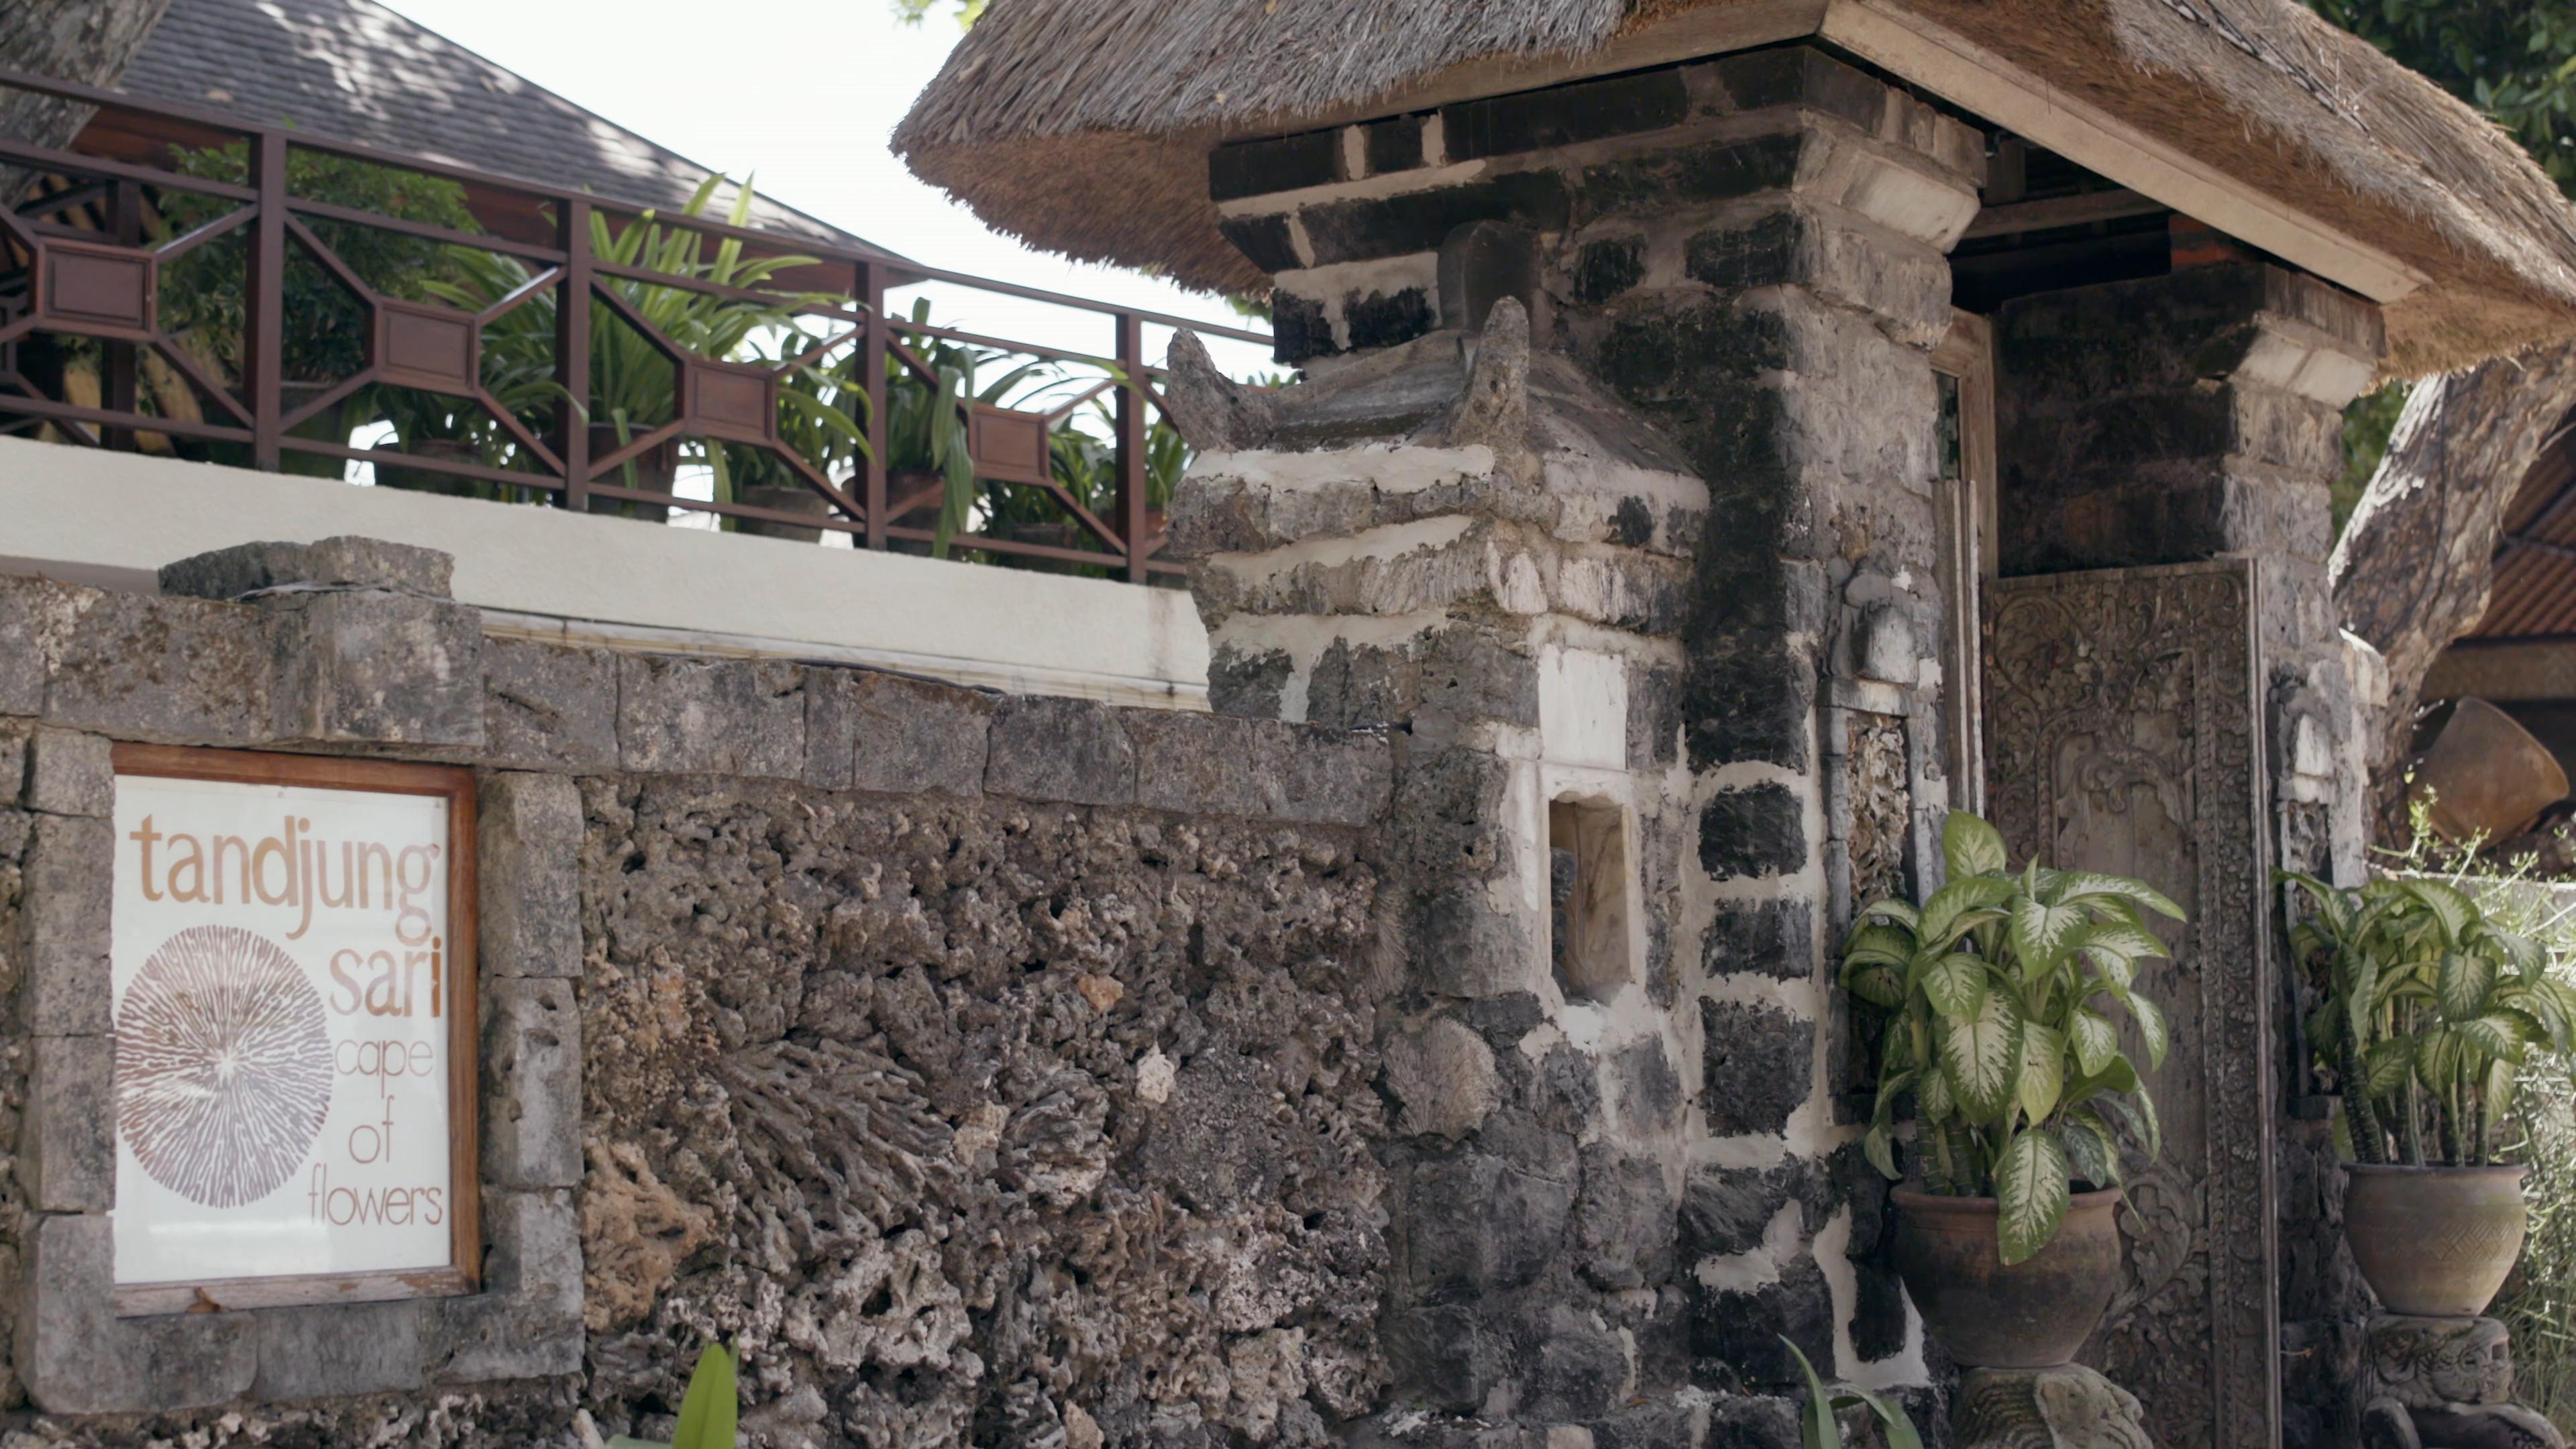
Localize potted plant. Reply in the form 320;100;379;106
2283;871;2576;1316
1841;811;2181;1368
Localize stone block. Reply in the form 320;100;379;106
1574;235;1646;307
1578;131;1804;218
1345;285;1438;352
1527;1305;1631;1419
1693;1256;1835;1389
985;695;1136;806
158;535;455;601
26;1034;113;1212
1685;203;1953;348
617;655;808;779
1208;644;1294;721
1699;998;1815;1136
479;771;584;979
427;1189;582;1383
1209;127;1340;202
1445;68;1687;161
1410;876;1538;998
1681;1161;1802;1260
24;939;110;1035
1397;1151;1575;1297
483;977;581;1188
1365;115;1424;175
1700;783;1808;881
1703;898;1817;980
0;724;25;806
269;590;484;747
22;813;111;949
1383;1016;1500;1138
1220;213;1301;274
1125;711;1392;825
252;1301;426;1400
1571;1143;1675;1292
15;1213;117;1413
1703;1391;1805;1449
46;591;274;745
1384;1305;1508;1413
25;729;111;817
0;574;87;718
844;672;995;796
1299;171;1573;268
1625;661;1680;769
482;637;619;773
121;1311;262;1412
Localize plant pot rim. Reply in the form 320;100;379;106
2345;1162;2528;1179
1891;1186;2125;1214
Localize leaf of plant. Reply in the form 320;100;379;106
1846;964;1905;1010
2061;1110;2117;1188
1920;877;2016;953
2019;1021;2067;1126
2054;871;2186;920
2127;992;2168;1072
1843;924;1917;968
1863;1120;1898;1181
1918;1061;1955;1123
2075;920;2171;962
1945;811;2008;879
2130;1086;2162;1160
2363;1037;2414;1097
1860;899;1921;932
2438;951;2498;1024
2068;1008;2120;1078
1995;1128;2073;1266
1922;953;1991;1019
2400;878;2478;947
2010;897;2090;972
1783;1336;1839;1449
1841;1383;1927;1449
2462;1014;2534;1059
671;1342;737;1449
1940;989;2023;1124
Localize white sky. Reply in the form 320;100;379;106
380;0;1275;381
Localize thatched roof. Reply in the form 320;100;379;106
895;0;2576;374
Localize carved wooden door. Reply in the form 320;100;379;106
1982;560;2277;1449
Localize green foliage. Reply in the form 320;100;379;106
1841;812;2182;1264
608;1342;737;1449
157;144;481;386
2306;1;2576;198
2334;381;2412;537
1784;1336;1923;1449
891;0;987;28
2283;866;2576;1166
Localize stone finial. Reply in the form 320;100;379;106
1952;1364;2155;1449
1446;296;1530;450
1157;331;1277;452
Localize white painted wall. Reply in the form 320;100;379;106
0;437;1210;707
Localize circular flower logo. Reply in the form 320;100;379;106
116;925;333;1207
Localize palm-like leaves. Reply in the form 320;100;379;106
1843;812;2180;1264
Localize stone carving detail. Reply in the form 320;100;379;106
2359;1316;2567;1449
1847;713;1910;910
1953;1364;2158;1449
1983;561;2273;1449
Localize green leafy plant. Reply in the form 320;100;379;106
1841;811;2182;1263
608;1341;737;1449
2284;869;2576;1165
1784;1336;1922;1449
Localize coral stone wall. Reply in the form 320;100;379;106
577;777;1389;1448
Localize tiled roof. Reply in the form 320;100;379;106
112;0;901;262
2476;437;2576;642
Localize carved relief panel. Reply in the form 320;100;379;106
1982;561;2276;1449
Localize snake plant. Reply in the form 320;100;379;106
1842;812;2182;1263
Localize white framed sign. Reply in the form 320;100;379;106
109;745;479;1314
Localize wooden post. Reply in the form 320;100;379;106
245;131;288;472
861;262;889;551
556;199;592;511
103;177;140;451
1114;311;1148;583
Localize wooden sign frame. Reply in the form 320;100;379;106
107;745;482;1316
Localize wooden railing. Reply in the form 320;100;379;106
0;67;1270;582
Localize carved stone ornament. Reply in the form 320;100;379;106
2359;1315;2568;1449
1953;1364;2158;1449
1983;561;2275;1449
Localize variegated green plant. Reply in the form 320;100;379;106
2284;871;2576;1166
1843;812;2182;1265
608;1341;737;1449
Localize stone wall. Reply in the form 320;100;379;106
0;545;1399;1447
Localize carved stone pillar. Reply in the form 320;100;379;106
2358;1316;2567;1449
1953;1363;2159;1449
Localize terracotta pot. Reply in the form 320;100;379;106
2414;698;2569;842
2345;1164;2528;1317
1892;1187;2125;1368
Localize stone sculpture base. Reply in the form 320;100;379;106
1952;1364;2155;1449
2359;1315;2567;1449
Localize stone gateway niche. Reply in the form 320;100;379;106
1984;561;2276;1449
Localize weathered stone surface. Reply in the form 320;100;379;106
1383;1016;1500;1138
1703;898;1817;980
270;590;484;746
21;812;109;951
1208;643;1295;720
482;637;619;773
1953;1364;2155;1449
1210;127;1340;201
1446;68;1688;162
480;771;584;979
16;1214;262;1413
1299;171;1573;268
158;535;455;600
985;694;1136;805
27;1034;111;1212
1161;330;1282;453
1685;203;1951;348
0;574;86;717
842;670;994;796
46;590;274;744
1397;1150;1576;1296
1699;999;1815;1136
24;729;109;817
617;655;806;779
1680;1161;1801;1259
426;1189;582;1383
1572;1143;1675;1292
253;1301;427;1401
1693;1256;1833;1388
484;977;581;1188
1701;783;1808;880
1126;710;1392;825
